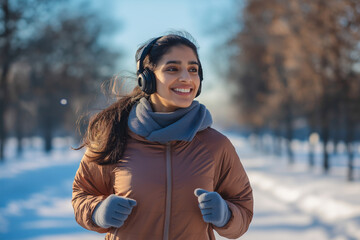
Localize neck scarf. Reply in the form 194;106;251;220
128;98;212;143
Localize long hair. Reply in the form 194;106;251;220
76;32;201;165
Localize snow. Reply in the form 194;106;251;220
216;133;360;240
0;137;80;179
0;134;359;240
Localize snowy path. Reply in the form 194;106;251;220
0;135;359;240
217;134;360;240
242;170;360;240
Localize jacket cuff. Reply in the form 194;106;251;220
85;196;110;233
212;200;248;239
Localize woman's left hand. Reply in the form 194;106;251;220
194;188;231;227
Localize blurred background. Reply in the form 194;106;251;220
0;0;359;239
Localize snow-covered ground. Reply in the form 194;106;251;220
0;134;359;240
217;133;360;240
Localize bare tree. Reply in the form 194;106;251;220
0;0;65;159
1;0;120;158
25;13;119;152
223;0;360;179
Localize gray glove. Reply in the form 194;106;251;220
92;194;137;229
194;188;231;227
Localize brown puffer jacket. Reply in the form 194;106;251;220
72;128;253;240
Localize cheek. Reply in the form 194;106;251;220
155;74;170;90
156;80;169;94
194;78;201;89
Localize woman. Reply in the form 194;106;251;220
72;32;253;240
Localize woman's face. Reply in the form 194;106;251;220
150;45;201;112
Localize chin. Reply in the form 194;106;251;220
175;100;193;109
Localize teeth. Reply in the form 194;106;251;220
174;88;191;93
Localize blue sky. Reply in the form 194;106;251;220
93;0;236;69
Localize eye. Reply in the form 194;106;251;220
189;67;198;73
166;66;178;72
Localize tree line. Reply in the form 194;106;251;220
224;0;360;181
0;0;119;160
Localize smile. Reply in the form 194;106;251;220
173;88;191;93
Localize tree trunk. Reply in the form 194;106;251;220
0;63;10;161
308;142;315;168
320;105;330;173
308;130;315;169
332;105;340;155
285;103;294;164
0;0;11;161
344;109;355;181
307;110;319;169
346;142;354;181
43;106;53;153
15;103;23;156
0;87;7;161
44;126;52;152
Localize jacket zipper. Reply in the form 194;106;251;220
112;143;172;240
163;143;172;240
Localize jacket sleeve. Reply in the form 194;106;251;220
72;149;114;233
212;137;253;239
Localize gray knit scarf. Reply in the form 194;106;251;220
128;98;213;143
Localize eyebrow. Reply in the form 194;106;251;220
165;60;199;65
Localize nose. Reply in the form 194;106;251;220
179;69;191;82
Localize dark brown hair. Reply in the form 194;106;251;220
77;32;201;165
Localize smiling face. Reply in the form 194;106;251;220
150;45;201;112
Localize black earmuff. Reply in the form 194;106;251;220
137;68;156;94
136;36;204;97
136;37;162;95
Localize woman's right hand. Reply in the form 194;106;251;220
92;194;137;229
